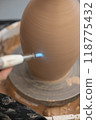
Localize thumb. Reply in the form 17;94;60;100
0;68;12;80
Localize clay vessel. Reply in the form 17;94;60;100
20;0;80;81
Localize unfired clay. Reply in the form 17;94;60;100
20;0;80;81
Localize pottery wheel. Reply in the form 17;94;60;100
9;46;80;107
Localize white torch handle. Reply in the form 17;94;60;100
0;55;24;69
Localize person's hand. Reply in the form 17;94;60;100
0;68;12;80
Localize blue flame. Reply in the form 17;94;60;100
35;53;44;58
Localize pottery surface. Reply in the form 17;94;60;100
20;0;80;81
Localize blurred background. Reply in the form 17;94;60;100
0;0;30;21
0;0;30;30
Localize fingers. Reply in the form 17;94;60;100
0;68;12;80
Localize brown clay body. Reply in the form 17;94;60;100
20;0;80;81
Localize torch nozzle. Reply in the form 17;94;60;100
24;53;44;61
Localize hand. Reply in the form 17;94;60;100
0;68;12;80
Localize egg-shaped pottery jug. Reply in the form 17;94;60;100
20;0;80;81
